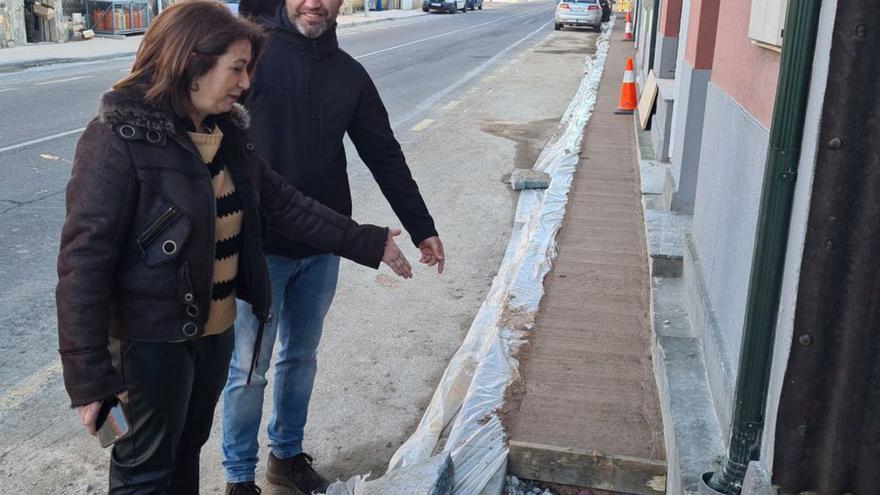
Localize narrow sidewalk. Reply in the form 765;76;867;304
337;7;427;28
0;8;427;72
507;21;667;494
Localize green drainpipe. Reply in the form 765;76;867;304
704;0;823;493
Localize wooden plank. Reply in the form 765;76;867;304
508;441;667;494
637;70;658;130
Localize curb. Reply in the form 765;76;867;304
0;53;137;73
337;11;429;30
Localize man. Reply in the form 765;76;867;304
599;0;611;22
222;0;445;493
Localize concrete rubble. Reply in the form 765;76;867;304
510;169;552;190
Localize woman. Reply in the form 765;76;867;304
56;1;412;492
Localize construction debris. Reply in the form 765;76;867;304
510;169;552;190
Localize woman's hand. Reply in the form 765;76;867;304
76;391;128;436
77;401;103;436
383;229;413;279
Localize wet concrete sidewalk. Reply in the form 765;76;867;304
507;21;667;494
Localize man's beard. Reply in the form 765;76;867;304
294;12;331;38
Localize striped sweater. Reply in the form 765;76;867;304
188;127;243;336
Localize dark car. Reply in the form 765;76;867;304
466;0;482;10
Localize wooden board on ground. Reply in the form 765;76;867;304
508;441;667;495
638;70;658;130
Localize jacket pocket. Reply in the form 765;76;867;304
136;205;191;267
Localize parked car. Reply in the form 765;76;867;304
423;0;467;13
554;0;602;31
466;0;483;10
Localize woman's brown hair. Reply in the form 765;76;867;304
115;0;266;118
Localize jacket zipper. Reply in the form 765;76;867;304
137;206;177;250
307;42;319;157
202;162;217;310
179;130;216;320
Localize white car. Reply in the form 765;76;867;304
422;0;467;13
554;0;602;31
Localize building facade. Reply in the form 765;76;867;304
634;0;879;492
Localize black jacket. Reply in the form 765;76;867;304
245;9;438;259
56;85;387;407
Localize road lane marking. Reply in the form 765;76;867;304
0;127;86;155
411;118;434;131
392;19;553;130
442;100;461;111
34;75;94;86
0;359;62;419
354;6;549;60
0;88;15;93
0;6;552;154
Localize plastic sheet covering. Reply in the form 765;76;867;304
386;19;616;494
325;476;368;495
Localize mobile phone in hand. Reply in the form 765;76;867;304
95;397;130;448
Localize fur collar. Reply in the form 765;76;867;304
97;84;250;133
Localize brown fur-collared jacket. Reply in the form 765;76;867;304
57;85;387;407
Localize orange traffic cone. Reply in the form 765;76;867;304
623;11;634;41
615;58;637;114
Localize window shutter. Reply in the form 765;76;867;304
749;0;788;48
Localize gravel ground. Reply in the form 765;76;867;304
505;475;631;495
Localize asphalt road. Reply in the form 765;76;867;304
0;2;596;492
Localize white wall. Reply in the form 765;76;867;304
687;84;770;436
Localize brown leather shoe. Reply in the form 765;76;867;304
266;452;329;494
225;481;262;495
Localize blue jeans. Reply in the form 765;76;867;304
221;254;340;483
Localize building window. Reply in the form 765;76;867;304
749;0;789;49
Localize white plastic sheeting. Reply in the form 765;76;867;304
387;19;616;494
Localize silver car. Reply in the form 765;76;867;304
554;0;602;31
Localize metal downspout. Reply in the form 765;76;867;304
647;0;660;71
702;0;824;493
633;0;640;43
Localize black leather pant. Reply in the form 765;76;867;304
108;330;233;494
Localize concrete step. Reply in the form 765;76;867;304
644;208;692;278
650;276;724;495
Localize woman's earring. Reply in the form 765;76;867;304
191;81;200;92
